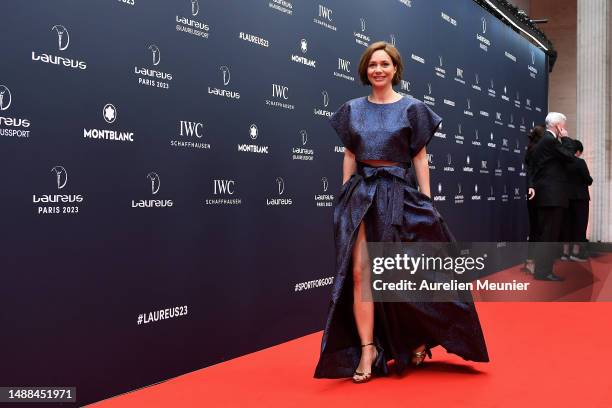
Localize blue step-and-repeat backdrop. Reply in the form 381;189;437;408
0;0;547;404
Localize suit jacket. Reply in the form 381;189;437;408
565;157;593;201
531;130;576;207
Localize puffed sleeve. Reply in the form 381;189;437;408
329;102;353;151
407;101;442;157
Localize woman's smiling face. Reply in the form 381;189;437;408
367;50;397;88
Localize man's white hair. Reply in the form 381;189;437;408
545;112;567;129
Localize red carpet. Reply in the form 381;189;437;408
91;258;612;408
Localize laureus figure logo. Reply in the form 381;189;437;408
147;172;161;195
276;177;285;195
249;124;258;140
191;0;199;16
531;50;536;65
360;18;366;32
322;90;329;107
481;17;487;34
51;166;68;190
475;184;479;194
321;177;328;192
103;104;117;124
437;182;443;194
457;183;462;194
220;65;231;86
389;34;396;46
148;44;161;66
51;25;70;51
0;85;12;111
300;129;308;146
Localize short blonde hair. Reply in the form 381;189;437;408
358;41;403;86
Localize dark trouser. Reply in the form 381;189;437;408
535;206;564;278
527;199;539;260
569;199;589;242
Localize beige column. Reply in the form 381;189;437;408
577;0;611;242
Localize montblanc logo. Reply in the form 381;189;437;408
134;44;173;89
314;90;332;117
132;172;173;208
354;17;370;47
463;155;473;172
291;39;316;68
454;183;464;204
292;129;314;161
176;0;210;39
314;4;337;31
267;177;293;206
208;65;240;100
31;24;87;70
33;165;84;214
0;85;32;139
488;132;496;148
477;17;491;51
173;120;210;150
334;58;354;81
83;103;135;143
315;176;334;207
435;56;446;78
434;182;446;202
471;184;481;201
206;178;242;206
443;154;454;172
238;123;269;154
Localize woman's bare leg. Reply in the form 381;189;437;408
352;222;377;377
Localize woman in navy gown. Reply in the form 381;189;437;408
313;42;489;383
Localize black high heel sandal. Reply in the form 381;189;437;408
411;345;432;366
352;342;384;384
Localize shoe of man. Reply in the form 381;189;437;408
569;255;588;262
535;273;565;281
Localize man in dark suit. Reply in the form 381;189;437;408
530;112;576;281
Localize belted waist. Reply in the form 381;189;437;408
356;163;408;226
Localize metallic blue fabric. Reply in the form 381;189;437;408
329;96;442;162
314;99;489;379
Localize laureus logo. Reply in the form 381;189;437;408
147;172;161;195
322;90;329;107
276;177;285;195
103;104;117;124
51;166;68;190
51;25;70;51
249;124;258;140
0;85;11;111
321;177;328;192
300;129;308;145
148;44;161;66
220;65;231;85
191;0;199;16
301;38;308;53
